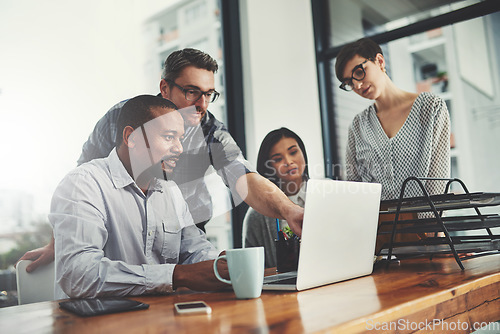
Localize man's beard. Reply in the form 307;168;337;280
135;156;177;186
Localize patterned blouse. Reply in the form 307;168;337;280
346;92;450;200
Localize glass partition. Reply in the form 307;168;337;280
327;0;478;48
325;2;500;195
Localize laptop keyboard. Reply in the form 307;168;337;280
265;276;297;285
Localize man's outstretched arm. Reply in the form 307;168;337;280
236;173;304;236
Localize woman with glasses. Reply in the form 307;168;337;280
242;128;308;268
335;38;450;200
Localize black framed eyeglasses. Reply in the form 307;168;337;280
166;79;220;103
339;59;370;91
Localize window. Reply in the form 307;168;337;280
312;0;500;196
144;0;239;249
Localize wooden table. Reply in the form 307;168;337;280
2;255;500;334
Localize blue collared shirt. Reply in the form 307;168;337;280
50;149;219;299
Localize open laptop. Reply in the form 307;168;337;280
263;179;382;291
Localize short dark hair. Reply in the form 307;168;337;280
115;95;177;147
335;38;382;82
161;48;218;83
256;127;309;186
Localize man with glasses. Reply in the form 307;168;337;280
79;49;248;234
19;48;304;272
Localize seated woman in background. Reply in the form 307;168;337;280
335;38;450;200
242;128;308;268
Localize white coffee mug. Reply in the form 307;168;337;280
213;247;265;299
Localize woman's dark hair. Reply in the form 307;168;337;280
256;127;309;187
335;38;382;82
115;95;177;147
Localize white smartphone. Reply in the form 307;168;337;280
174;301;212;315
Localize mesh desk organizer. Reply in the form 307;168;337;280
378;176;500;270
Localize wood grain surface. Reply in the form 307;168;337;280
2;255;499;334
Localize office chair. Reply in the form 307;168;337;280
15;260;55;305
